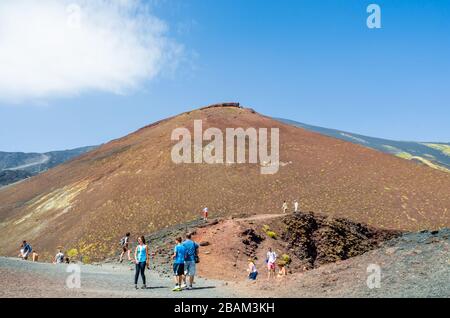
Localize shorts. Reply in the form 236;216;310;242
173;263;184;276
184;261;196;276
248;272;258;280
203;212;208;218
122;245;128;252
267;262;275;270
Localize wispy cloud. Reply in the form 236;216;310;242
0;0;182;103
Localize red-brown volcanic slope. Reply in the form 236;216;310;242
0;105;449;261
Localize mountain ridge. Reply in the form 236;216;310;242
0;105;449;262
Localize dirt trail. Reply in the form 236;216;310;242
234;213;286;221
8;154;50;171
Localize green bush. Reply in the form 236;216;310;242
82;256;91;264
281;254;291;264
67;248;78;258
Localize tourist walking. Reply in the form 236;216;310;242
183;233;199;290
119;232;132;263
266;247;278;279
247;258;258;280
172;237;186;291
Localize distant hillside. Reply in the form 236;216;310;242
0;170;33;187
278;119;450;173
0;146;97;187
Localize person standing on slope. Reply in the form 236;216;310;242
134;236;149;289
247;258;258;280
282;201;288;214
172;237;186;292
183;233;199;290
119;232;131;263
266;247;278;279
202;207;209;222
294;200;299;212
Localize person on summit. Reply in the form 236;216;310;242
134;236;149;289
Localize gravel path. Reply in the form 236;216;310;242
0;257;242;298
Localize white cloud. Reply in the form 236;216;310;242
0;0;182;103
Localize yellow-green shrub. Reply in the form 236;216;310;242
281;254;291;264
67;248;78;258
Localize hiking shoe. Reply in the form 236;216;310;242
141;285;147;289
181;283;187;289
186;285;192;290
172;286;182;292
134;284;138;290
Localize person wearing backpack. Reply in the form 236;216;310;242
182;233;199;290
54;249;65;264
19;241;32;260
119;232;131;263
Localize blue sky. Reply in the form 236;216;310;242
1;0;449;152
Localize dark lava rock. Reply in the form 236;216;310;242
241;228;264;258
281;212;400;269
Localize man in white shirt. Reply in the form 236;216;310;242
54;249;64;264
266;247;277;279
294;200;299;212
202;207;209;221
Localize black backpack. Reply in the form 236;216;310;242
194;244;200;263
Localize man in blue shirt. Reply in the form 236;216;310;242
183;233;199;290
172;237;186;291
